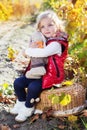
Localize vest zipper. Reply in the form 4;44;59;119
53;57;60;77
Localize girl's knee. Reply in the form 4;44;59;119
28;83;34;91
14;78;21;89
28;82;42;93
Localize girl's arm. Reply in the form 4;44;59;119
25;42;62;58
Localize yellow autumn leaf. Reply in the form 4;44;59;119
52;96;59;104
0;87;3;96
48;93;55;100
7;46;17;60
0;92;2;96
73;69;78;75
8;47;15;53
68;115;78;122
62;80;73;86
60;94;71;106
2;82;9;89
35;3;41;9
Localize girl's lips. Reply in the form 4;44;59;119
45;32;50;34
45;32;51;35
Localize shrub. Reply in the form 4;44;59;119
0;1;13;21
42;0;87;74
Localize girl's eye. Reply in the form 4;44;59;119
48;24;54;27
40;23;54;29
40;26;45;29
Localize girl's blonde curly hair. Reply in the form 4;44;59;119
36;10;65;32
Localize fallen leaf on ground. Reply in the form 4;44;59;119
43;107;53;117
41;113;47;119
82;109;87;117
68;115;78;122
29;114;39;124
13;124;20;129
58;124;66;129
0;124;11;130
0;96;16;104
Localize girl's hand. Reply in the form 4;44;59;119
14;49;30;64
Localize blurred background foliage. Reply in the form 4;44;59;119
0;0;87;86
41;0;87;70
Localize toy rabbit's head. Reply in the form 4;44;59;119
30;31;46;48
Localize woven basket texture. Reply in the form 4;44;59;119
36;83;86;115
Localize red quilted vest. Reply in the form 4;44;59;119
42;32;68;89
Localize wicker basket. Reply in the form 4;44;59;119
36;83;86;116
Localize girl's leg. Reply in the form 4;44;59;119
25;78;42;108
14;75;36;101
15;78;42;122
10;76;38;115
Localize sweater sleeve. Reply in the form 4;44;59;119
25;42;62;58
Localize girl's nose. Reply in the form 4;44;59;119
45;26;49;31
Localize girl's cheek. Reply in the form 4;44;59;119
41;29;44;34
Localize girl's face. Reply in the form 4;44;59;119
39;17;58;38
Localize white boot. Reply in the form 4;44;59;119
15;106;34;122
10;100;25;115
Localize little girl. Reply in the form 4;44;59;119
10;10;68;122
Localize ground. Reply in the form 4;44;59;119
0;107;61;130
0;20;87;130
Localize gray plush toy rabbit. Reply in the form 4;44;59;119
25;31;47;79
